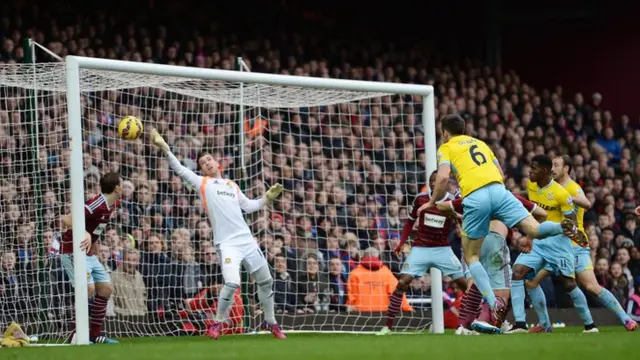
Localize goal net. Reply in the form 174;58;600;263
0;57;440;343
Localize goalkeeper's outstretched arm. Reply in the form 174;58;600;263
150;129;203;189
237;183;283;214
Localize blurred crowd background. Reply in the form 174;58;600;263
0;0;639;334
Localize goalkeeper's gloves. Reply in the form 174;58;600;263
265;183;284;203
150;128;170;153
1;322;30;348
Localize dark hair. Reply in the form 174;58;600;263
197;151;213;171
441;114;466;136
531;154;552;170
100;172;121;194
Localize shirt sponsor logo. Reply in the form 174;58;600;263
423;213;446;228
217;190;236;198
533;201;557;211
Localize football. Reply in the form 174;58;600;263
117;116;144;140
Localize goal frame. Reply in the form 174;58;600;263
64;55;441;344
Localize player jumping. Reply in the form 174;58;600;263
508;154;593;334
524;155;637;332
376;171;467;335
438;194;547;335
419;114;577;334
61;172;121;344
150;129;286;340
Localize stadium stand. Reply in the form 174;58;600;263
0;0;639;337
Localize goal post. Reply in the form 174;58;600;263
1;55;443;344
66;58;91;345
65;55;443;337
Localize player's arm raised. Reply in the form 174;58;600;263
426;145;451;210
236;183;283;214
436;198;463;222
150;129;203;189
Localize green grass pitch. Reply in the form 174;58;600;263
3;327;636;360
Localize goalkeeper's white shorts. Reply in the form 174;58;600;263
216;239;267;284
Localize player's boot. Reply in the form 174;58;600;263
625;319;638;331
471;298;505;335
582;323;599;333
206;321;223;340
506;322;528;334
561;219;578;238
471;320;502;334
376;326;392;336
528;325;552;333
92;336;119;344
261;321;287;339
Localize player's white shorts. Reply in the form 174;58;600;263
217;239;268;284
61;254;110;285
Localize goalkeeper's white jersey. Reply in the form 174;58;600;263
166;151;265;246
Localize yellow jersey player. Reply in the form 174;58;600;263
419;114;577;334
508;154;596;333
525;155;637;332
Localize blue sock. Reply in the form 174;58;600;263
511;279;527;322
597;288;631;324
568;287;594;325
538;221;563;237
527;286;551;328
468;262;496;307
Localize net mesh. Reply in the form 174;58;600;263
1;63;390;107
0;61;435;341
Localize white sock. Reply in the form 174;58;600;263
215;283;239;322
254;266;276;325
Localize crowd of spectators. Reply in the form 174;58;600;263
0;1;640;334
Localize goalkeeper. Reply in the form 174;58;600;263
150;129;286;340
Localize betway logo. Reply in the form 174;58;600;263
217;190;236;198
423;213;446;228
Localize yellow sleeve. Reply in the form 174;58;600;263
564;184;576;197
558;188;575;215
436;143;451;167
570;183;584;197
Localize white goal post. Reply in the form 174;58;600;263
1;55;443;345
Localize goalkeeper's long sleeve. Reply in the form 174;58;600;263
166;150;203;189
238;191;265;214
